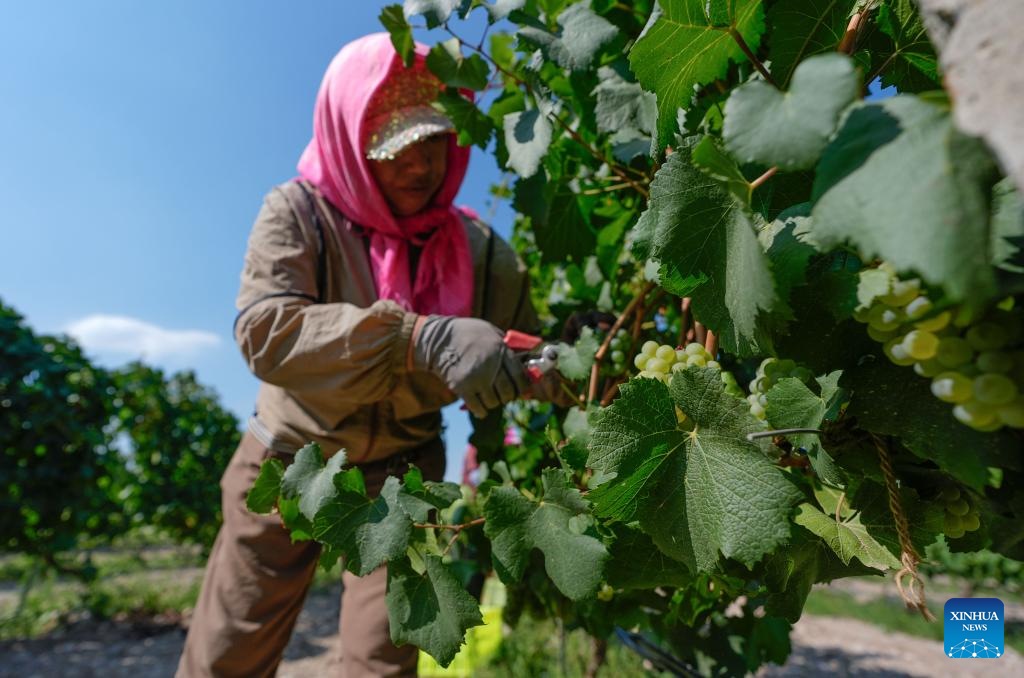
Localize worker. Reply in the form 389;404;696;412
176;33;550;677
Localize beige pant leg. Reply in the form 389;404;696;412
339;566;417;678
176;432;320;678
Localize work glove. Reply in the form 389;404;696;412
411;315;530;419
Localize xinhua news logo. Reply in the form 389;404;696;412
944;597;1004;659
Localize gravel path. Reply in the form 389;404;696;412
2;579;1021;677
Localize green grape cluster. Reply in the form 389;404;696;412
854;266;1024;432
633;340;742;394
634;340;720;382
937;487;981;539
605;328;630;374
746;358;814;421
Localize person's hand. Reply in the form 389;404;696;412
411;315;530;418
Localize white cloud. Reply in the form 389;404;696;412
65;314;221;364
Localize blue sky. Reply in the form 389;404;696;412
0;1;510;480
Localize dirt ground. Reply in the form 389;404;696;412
1;577;1021;677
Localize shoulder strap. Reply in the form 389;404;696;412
295;180;328;303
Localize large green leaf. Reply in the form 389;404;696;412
991;178;1024;273
724;54;859;171
246;458;284;514
380;5;415;67
587;371;801;572
503;109;552;178
764;372;846;485
758;203;815;323
843;356;1020;491
793;503;900;570
766;0;858;88
633;142;777;355
483;468;608;600
629;0;766;148
280;443;348;521
853;481;945;559
404;0;462;24
868;0;940;93
811;96;999;302
691;135;751;205
397;466;462;523
518;2;618;72
425;39;490;90
555;325;600;381
605;523;693;590
387;555;484;667
763;526;879;622
592;66;657;138
312;472;412;576
435;89;494;149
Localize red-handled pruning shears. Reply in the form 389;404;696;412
503;330;560;383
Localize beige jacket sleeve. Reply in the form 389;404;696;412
233;188;417;401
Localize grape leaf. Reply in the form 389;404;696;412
605;523;693;590
312;472;412;576
555;326;600;381
991;178;1024;273
435;90;494;149
518;2;618;71
763;526;879;623
534;186;595;263
246;458;284;514
425;39;490;90
758;203;815;323
633;142;776;355
868;0;940;93
380;5;415;68
766;0;858;88
765;372;845;449
691;136;751;205
404;0;462;24
629;0;766;149
587;371;801;572
793;503;900;570
483;468;608;600
811;96;999;302
278;497;314;542
387;555;484;667
724;53;859;171
398;466;462;523
592;66;657;138
483;0;526;23
843;356;1021;490
503;109;552;178
853;481;945;559
280;443;348;521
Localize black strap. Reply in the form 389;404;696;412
295;181;328;303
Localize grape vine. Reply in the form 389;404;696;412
249;1;1024;672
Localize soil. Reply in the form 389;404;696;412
1;577;1021;677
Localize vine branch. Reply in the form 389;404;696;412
751;166;778;190
588;281;656;403
446;25;650;199
729;28;778;88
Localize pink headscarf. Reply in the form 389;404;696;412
297;33;474;317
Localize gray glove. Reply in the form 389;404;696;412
412;315;530;418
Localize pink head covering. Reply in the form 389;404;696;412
297;33;474;317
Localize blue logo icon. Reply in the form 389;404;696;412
944;597;1004;659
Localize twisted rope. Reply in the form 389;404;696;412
872;434;936;622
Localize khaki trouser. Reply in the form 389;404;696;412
176;431;446;678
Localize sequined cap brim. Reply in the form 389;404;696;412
365;106;454;161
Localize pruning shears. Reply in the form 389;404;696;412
503;330;560;383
